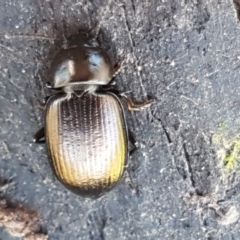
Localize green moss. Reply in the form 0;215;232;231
212;124;240;171
224;140;240;170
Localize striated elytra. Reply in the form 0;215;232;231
33;32;153;198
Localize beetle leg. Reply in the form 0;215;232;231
45;82;62;91
37;101;45;110
100;85;120;94
37;96;50;110
121;93;155;111
123;171;138;191
102;87;156;110
113;59;125;77
106;60;125;86
33;127;45;143
128;130;138;155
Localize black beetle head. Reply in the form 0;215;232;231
64;33;100;49
49;33;114;90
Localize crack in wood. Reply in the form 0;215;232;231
182;142;196;190
150;111;172;144
116;2;147;97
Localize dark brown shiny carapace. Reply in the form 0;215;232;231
45;92;128;197
48;33;114;89
33;32;152;198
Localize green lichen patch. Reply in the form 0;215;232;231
212;124;240;171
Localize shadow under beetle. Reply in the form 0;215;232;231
33;33;153;198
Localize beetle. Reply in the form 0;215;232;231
33;33;153;197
